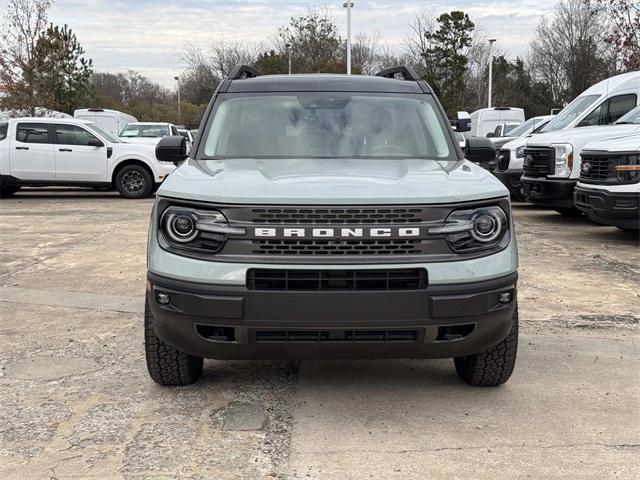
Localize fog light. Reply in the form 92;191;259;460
498;292;513;304
156;292;171;305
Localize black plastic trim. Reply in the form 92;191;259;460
521;176;576;208
147;271;518;360
574;185;640;229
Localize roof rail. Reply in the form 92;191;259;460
375;66;421;81
228;64;261;80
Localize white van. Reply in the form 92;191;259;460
494;71;640;202
467;107;525;138
74;108;137;136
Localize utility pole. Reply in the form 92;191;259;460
174;76;181;124
343;2;354;75
488;39;496;108
286;43;292;74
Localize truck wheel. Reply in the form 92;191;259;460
144;294;203;386
115;165;153;198
454;306;518;386
555;207;581;216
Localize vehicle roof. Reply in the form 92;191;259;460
226;74;424;94
123;122;172;126
5;117;92;124
471;107;525;114
583;71;640;95
74;108;133;116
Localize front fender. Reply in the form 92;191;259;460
109;154;162;182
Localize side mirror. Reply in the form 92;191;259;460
465;137;497;170
454;111;471;133
88;138;104;147
156;135;188;165
486;132;496;138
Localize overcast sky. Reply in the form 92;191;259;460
28;0;558;87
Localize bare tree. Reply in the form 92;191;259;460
585;0;640;70
209;40;260;78
530;0;617;105
0;0;52;114
403;12;437;77
179;43;220;104
351;32;381;75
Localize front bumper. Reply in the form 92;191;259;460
521;176;576;208
147;271;518;360
494;169;523;200
574;185;640;230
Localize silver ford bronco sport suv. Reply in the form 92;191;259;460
147;66;519;387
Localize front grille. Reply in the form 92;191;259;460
252;239;422;255
250;207;423;224
580;152;640;184
247;268;427;291
254;329;419;343
497;149;510;171
523;147;555;177
580;154;610;181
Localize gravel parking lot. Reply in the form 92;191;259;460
1;190;638;479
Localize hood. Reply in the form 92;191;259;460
501;136;529;151
158;158;508;205
527;124;640;147
119;137;162;145
582;134;640;153
111;141;157;156
491;136;517;149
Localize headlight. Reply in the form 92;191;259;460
428;206;509;253
159;206;245;254
515;146;525;158
551;143;573;177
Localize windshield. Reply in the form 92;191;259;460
503;124;518;135
120;124;168;138
615;105;640;124
85;122;121;143
542;94;600;132
202;93;454;160
507;118;536;137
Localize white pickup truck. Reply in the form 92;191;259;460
0;117;175;198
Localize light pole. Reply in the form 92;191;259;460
285;43;292;74
487;39;496;108
343;2;354;75
174;75;181;125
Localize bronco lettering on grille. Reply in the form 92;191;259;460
254;227;421;238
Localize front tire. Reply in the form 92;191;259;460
454;306;518;386
144;293;203;386
115;165;153;198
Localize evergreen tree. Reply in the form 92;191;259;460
33;24;93;114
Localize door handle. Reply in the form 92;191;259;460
59;148;73;152
15;146;29;150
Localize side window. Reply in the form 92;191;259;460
171;126;178;136
0;123;7;141
16;123;50;144
581;94;637;126
606;94;637;124
55;124;99;146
